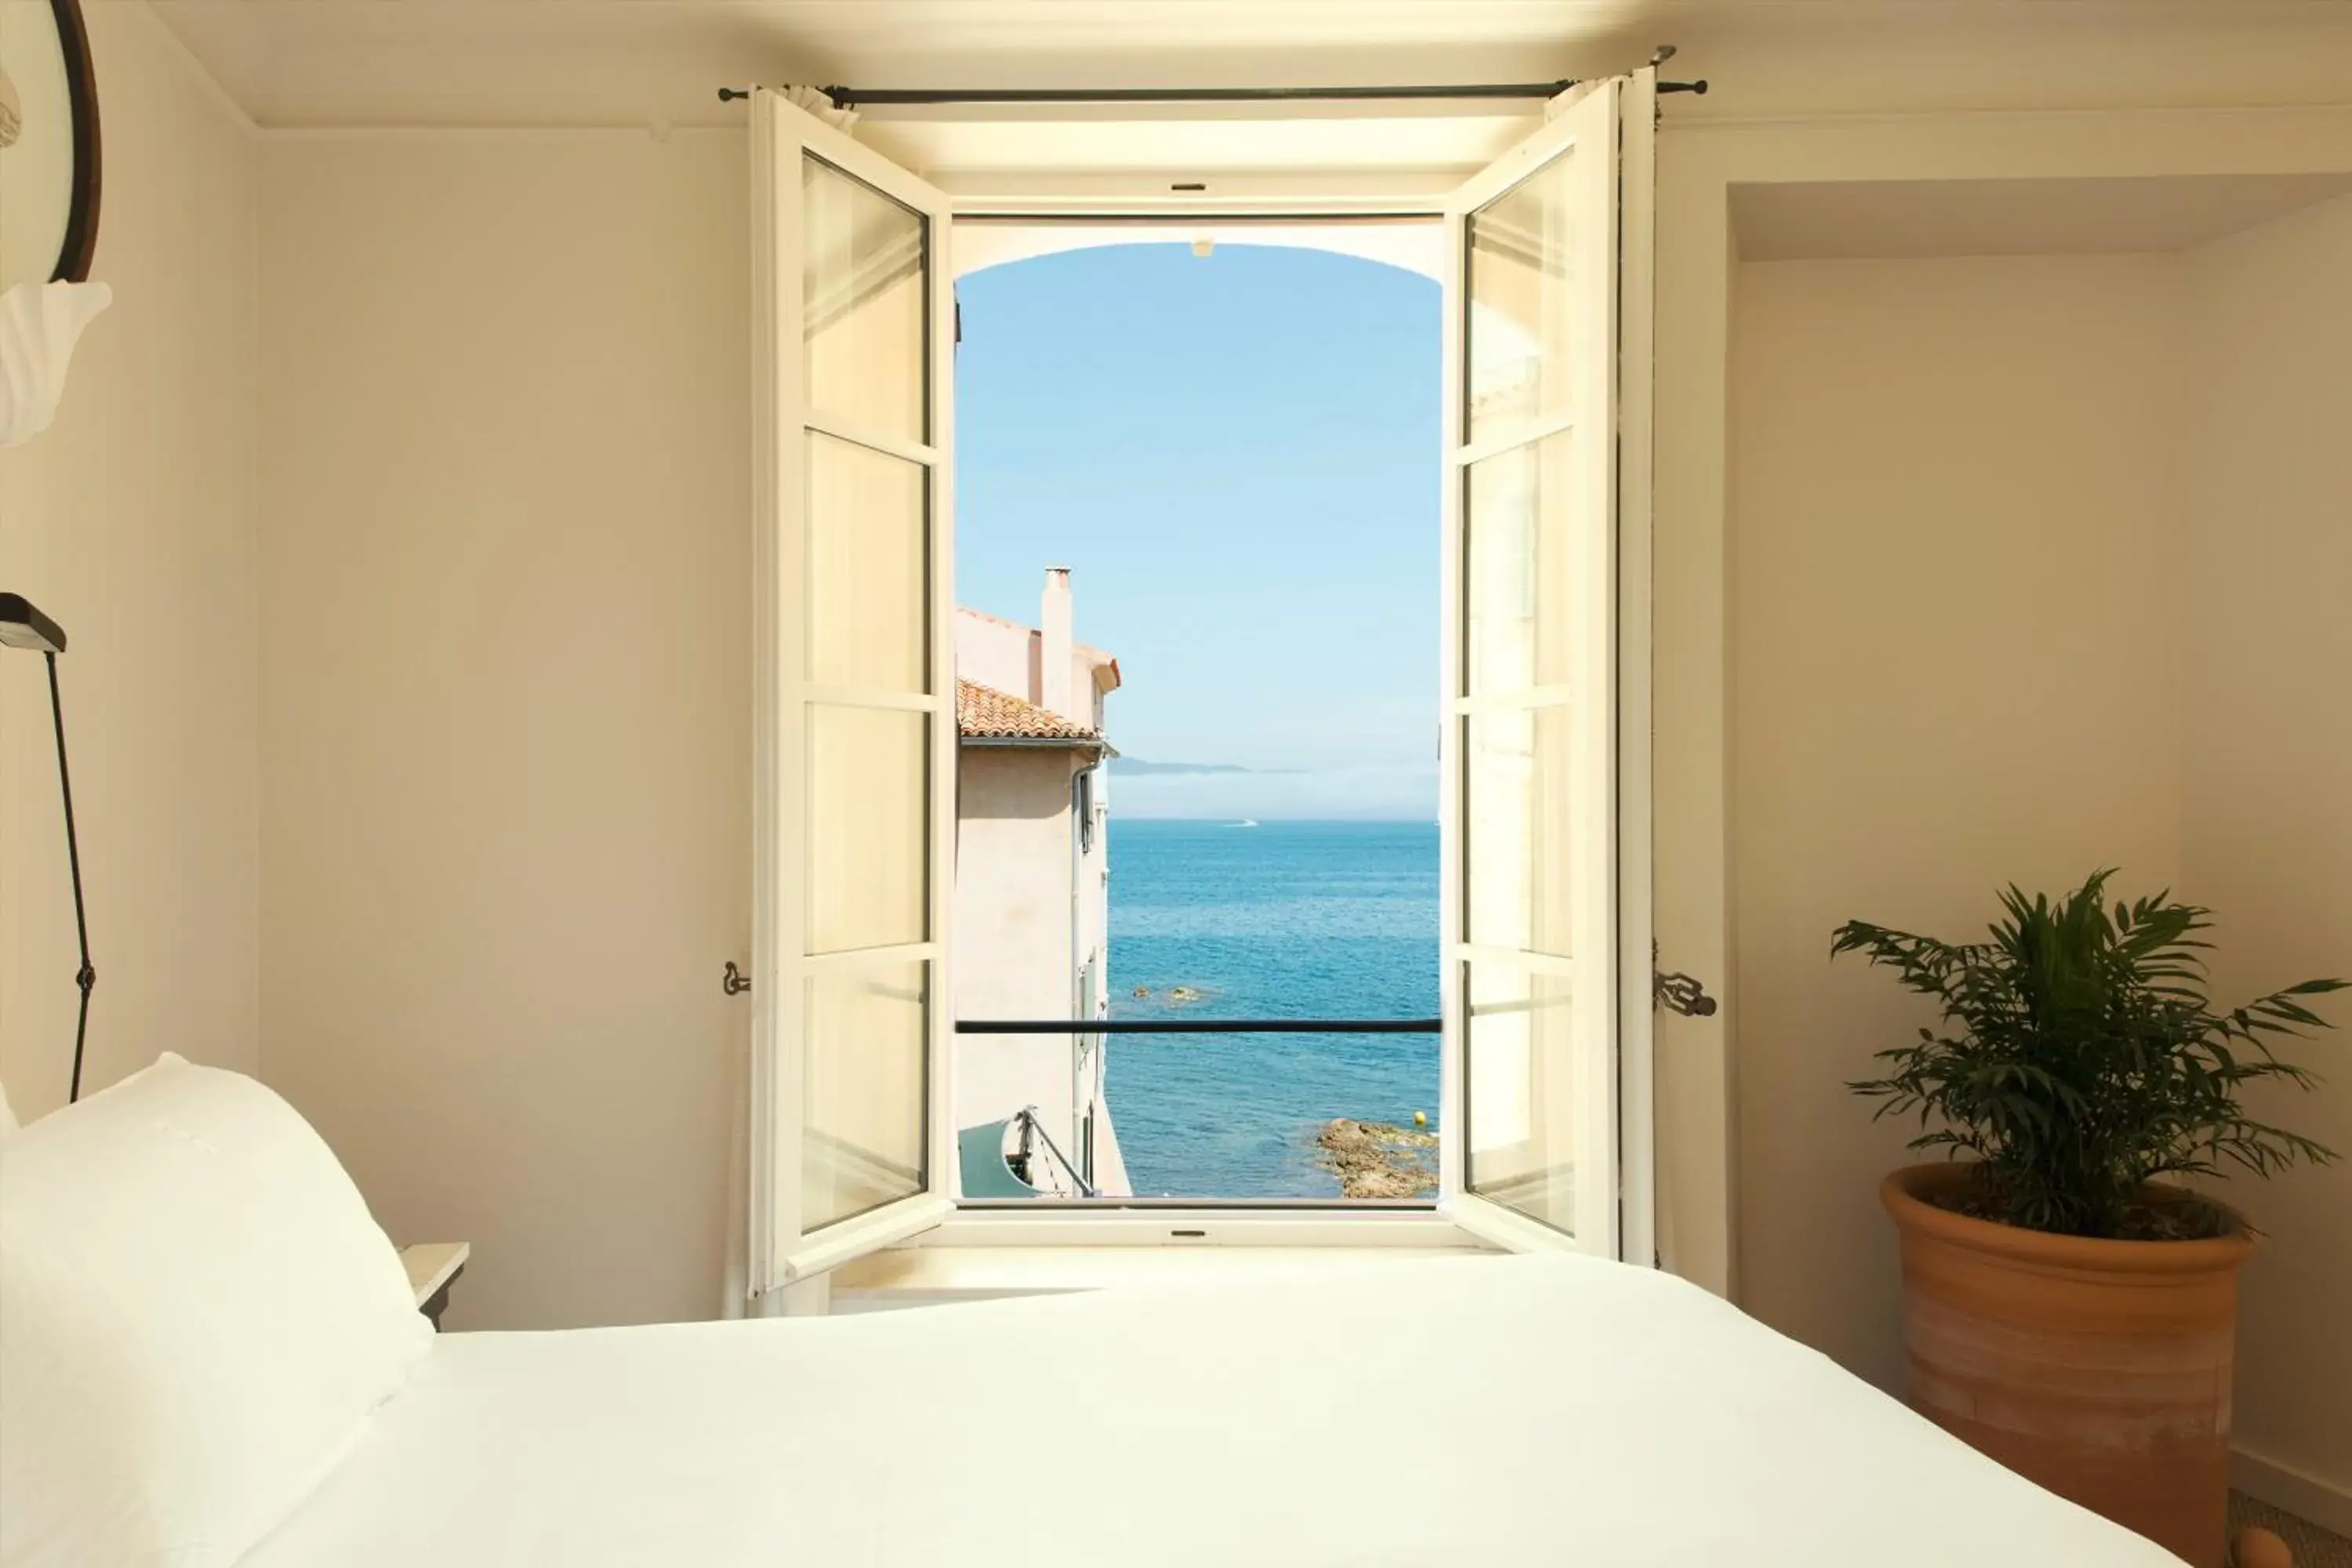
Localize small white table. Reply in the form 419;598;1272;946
400;1242;470;1329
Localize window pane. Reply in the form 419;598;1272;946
807;432;927;693
1467;151;1575;443
803;154;926;443
1465;432;1577;698
804;959;927;1229
1465;962;1576;1236
1465;706;1574;956
808;704;927;954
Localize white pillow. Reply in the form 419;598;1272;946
0;1053;432;1568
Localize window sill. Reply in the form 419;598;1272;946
832;1220;1494;1312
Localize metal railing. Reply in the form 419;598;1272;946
1007;1105;1097;1198
956;1016;1444;1206
957;1018;1443;1036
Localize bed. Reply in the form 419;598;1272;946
1;1058;2188;1568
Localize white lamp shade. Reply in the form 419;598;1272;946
0;278;111;449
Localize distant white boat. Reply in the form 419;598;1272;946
1229;818;1260;828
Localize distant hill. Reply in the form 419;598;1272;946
1109;757;1293;777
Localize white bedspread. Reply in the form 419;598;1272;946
235;1254;2184;1566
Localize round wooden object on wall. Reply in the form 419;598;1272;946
0;0;103;290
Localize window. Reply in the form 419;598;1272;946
746;74;1655;1298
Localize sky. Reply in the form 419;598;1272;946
955;238;1442;821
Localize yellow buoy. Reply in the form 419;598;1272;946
1413;1110;1428;1128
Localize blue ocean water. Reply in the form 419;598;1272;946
1103;818;1439;1199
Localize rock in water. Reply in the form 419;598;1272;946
1317;1118;1439;1200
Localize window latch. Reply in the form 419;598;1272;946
1655;971;1716;1018
1651;942;1717;1018
723;960;752;996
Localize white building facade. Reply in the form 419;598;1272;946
952;569;1127;1197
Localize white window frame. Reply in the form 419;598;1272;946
750;76;1656;1271
748;89;961;1300
1434;74;1657;1262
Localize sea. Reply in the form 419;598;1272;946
1103;818;1440;1199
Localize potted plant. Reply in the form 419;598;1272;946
1833;871;2342;1568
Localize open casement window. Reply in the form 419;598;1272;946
748;90;957;1296
1437;72;1657;1259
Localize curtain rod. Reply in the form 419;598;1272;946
823;82;1586;107
720;82;1569;107
717;76;1707;110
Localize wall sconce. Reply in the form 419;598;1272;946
0;278;112;448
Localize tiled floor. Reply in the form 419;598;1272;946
2230;1491;2352;1568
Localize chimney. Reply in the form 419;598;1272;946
1040;567;1075;724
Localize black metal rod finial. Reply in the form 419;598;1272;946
717;86;751;103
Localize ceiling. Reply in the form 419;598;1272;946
150;1;1652;131
146;2;2352;137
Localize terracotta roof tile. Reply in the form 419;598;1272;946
956;680;1102;744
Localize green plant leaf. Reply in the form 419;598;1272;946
1832;869;2344;1239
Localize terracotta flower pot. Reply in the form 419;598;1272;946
1881;1163;2255;1568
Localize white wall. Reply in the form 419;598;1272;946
2176;193;2352;1511
1726;212;2352;1516
1729;255;2187;1387
1662;97;2352;1520
0;4;259;1115
256;131;750;1329
953;747;1080;1138
954;609;1037;705
1653;100;2352;1310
